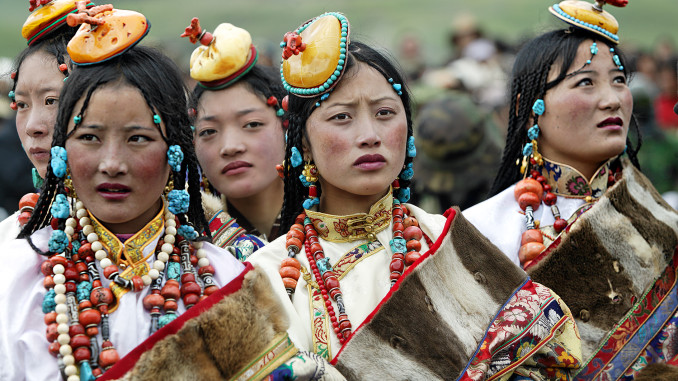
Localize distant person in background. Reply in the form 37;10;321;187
654;58;678;130
412;92;503;212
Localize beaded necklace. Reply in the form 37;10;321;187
42;203;216;380
279;197;426;344
515;157;620;268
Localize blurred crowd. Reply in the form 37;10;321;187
1;11;677;217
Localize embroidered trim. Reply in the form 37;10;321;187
231;332;298;381
305;191;392;243
539;157;616;199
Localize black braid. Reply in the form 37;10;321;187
489;28;637;196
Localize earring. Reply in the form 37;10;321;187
300;161;319;209
32;168;44;189
201;171;211;195
51;146;68;178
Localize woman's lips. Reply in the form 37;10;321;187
29;147;49;161
96;183;131;200
222;161;252;176
597;117;624;130
353;154;386;170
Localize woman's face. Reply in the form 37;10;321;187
194;82;285;200
537;40;632;173
305;63;408;200
65;83;170;234
14;50;64;178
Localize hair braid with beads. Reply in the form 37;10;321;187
488;28;641;197
19;46;211;252
279;41;414;232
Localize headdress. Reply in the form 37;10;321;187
181;18;258;90
66;3;150;65
22;0;95;45
279;12;350;97
548;0;628;44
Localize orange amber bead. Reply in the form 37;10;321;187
520;229;543;245
280;266;301;280
518;192;541;211
19;193;39;209
282;277;298;289
518;242;545;263
514;178;543;200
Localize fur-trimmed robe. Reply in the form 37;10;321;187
102;265;344;380
524;161;678;379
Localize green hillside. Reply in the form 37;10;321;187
1;0;676;70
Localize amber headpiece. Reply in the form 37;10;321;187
22;0;95;45
181;18;258;90
280;12;350;97
66;3;150;65
549;0;628;44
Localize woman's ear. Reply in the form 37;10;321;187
302;136;312;162
515;93;521;117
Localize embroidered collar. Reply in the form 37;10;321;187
89;205;164;268
539;157;617;200
305;191;392;243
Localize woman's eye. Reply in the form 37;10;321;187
77;134;98;142
613;75;627;85
15;101;28;110
376;109;395;117
45;97;58;106
576;78;593;87
330;113;350;121
129;135;152;143
244;121;263;129
198;129;216;137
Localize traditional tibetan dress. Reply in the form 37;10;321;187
464;157;678;380
248;191;583;380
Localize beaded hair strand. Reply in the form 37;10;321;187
488;28;641;197
279;41;414;232
19;46;211;249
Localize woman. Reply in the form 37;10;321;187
464;1;678;379
248;12;582;379
181;18;286;259
0;0;97;243
0;8;340;381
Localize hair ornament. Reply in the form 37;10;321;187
167;189;190;215
48;229;69;253
532;99;545;116
182;18;258;90
548;0;627;44
66;5;150;65
527;125;540;141
388;78;403;96
167;145;184;172
280;12;350;97
290;146;303;168
177;224;199;240
23;0;96;45
406;136;417;158
50;146;68;178
73;115;82;125
50;193;70;219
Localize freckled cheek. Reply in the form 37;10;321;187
133;149;169;183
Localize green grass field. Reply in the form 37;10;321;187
1;0;676;70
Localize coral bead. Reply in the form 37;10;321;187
198;265;215;276
183;293;200;307
161;280;181;300
280;266;301;280
41;260;54;276
48;342;61;356
46;323;58;342
103;265;118;279
18;211;32;225
406;240;421;252
143;294;164;310
43;275;55;289
282;277;298;289
543;192;557;206
514;178;544;201
99;345;119;369
403;226;423;241
70;334;89;349
163;300;178;312
519;242;546;263
405;251;421;266
389;259;404;273
79;308;101;327
281;257;301;270
287;228;305;242
73;346;91;363
520;229;543;245
554;218;568;233
44;311;57;325
90;287;114;307
324;277;339;291
518;192;541;211
203;285;218;296
403;217;419;228
180;281;201;296
19;193;39;209
181;273;196;284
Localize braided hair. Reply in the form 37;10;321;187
279;41;414;232
489;28;641;197
19;46;210;251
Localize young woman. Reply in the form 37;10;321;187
464;1;678;379
248;12;582;379
181;18;286;259
0;0;96;243
0;8;342;381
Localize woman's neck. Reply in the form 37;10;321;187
97;198;164;235
318;187;390;216
227;179;284;237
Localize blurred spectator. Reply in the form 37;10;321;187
654;58;678;130
396;32;425;83
446;12;483;63
411;92;503;213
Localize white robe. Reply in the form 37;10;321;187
0;226;245;381
0;212;20;245
463;184;587;265
247;202;446;360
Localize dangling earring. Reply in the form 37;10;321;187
32;168;44;189
201;171;211;195
300;161;319;209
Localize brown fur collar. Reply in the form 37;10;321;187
116;267;288;380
